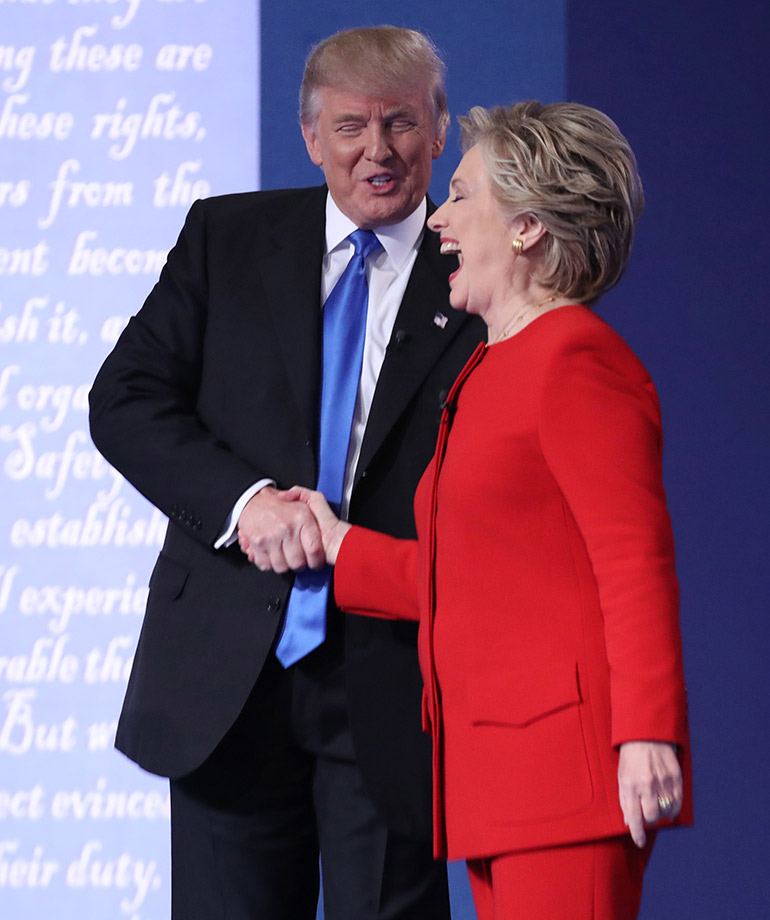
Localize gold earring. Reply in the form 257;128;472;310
512;238;523;255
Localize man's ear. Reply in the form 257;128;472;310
431;121;447;160
301;122;324;167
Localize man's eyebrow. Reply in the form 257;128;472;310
331;112;368;124
333;107;419;121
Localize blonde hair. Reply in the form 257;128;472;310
460;101;644;305
300;26;449;137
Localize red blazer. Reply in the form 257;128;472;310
335;305;692;860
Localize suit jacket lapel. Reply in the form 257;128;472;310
253;187;326;444
354;212;472;486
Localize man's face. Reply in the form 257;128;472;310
302;85;446;229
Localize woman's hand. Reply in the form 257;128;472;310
618;741;683;847
277;487;352;566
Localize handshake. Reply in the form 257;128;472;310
236;485;352;572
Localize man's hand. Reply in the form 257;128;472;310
618;740;683;847
237;486;325;572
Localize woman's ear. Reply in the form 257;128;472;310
511;213;547;253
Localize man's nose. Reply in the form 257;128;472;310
364;126;392;161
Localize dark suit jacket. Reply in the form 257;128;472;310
88;185;485;837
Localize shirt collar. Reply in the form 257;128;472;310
324;193;427;272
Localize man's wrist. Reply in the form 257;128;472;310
214;478;276;548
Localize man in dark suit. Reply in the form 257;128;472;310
89;26;484;920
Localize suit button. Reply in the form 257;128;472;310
266;596;282;614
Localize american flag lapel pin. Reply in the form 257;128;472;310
433;311;448;329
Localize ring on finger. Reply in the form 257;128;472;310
657;795;675;812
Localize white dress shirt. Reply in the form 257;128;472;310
216;192;426;546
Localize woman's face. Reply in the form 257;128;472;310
428;145;515;320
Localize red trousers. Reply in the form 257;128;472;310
467;834;655;920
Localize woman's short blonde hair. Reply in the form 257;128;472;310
460;101;644;305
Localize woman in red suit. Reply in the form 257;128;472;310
265;101;692;919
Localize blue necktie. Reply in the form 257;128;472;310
275;229;382;667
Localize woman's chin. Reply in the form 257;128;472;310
448;291;469;313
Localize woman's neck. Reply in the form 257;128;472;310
486;293;576;345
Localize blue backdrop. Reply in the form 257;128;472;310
2;1;768;917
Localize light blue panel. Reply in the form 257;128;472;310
0;4;259;919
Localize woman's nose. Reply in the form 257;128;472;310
427;201;448;232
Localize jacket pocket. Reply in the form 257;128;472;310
460;660;594;825
148;552;190;600
466;659;581;727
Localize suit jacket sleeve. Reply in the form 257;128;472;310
335;526;420;622
89;199;267;548
538;329;688;748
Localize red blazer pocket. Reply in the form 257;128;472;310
463;661;594;824
467;660;582;727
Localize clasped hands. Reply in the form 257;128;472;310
236;485;348;573
236;486;684;847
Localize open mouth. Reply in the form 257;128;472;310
440;240;462;280
366;175;396;190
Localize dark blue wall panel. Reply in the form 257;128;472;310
261;1;565;198
261;7;565;917
568;2;770;917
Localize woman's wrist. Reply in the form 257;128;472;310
326;520;352;565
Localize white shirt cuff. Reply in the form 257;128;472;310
214;479;276;548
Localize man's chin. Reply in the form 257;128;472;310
353;196;420;228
